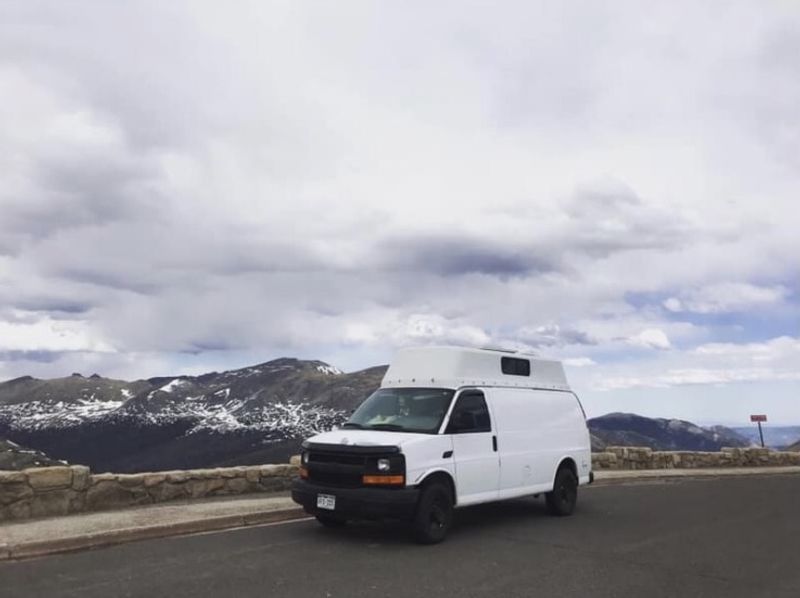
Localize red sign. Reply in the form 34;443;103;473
750;414;767;422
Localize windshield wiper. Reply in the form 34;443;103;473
368;423;406;431
341;422;364;429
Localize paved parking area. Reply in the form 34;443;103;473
1;474;799;597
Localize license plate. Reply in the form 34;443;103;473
316;494;336;510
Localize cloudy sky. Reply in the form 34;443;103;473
1;1;798;424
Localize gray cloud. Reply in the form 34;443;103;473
374;235;554;277
0;350;63;363
12;298;92;316
512;324;597;348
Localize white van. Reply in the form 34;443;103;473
292;346;593;543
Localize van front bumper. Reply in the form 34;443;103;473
292;479;420;521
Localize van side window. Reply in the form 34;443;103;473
501;356;530;376
446;392;491;434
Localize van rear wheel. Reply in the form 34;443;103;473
545;467;578;516
412;481;453;544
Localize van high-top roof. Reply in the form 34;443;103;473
381;346;570;391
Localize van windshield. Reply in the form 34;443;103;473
344;388;455;434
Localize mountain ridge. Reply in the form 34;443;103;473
587;412;751;452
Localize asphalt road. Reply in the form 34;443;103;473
2;475;799;598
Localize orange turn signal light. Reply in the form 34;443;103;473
299;466;309;479
362;475;404;486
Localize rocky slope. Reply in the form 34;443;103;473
0;438;66;470
588;413;752;452
0;359;386;472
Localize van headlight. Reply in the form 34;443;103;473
377;458;391;472
301;451;309;465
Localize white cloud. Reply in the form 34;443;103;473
626;329;672;350
0;315;112;353
589;336;800;391
663;283;789;314
563;357;597;368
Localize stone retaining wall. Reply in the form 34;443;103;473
3;448;799;522
0;463;298;522
592;446;800;470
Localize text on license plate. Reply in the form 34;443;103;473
317;494;336;510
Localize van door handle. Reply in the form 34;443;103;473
492;435;497;452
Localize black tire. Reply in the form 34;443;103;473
412;481;453;544
315;513;347;527
545;467;578;516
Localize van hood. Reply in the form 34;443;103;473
305;428;429;449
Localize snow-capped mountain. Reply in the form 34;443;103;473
0;359;386;472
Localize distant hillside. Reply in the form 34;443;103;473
731;426;800;449
786;440;800;452
588;413;752;452
0;438;66;470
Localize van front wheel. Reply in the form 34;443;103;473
545;467;578;516
412;482;453;544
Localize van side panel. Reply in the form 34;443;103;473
487;388;591;499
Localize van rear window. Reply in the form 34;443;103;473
501;356;530;376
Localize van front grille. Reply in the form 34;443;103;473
304;447;402;489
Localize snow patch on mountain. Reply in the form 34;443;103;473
0;397;126;430
159;379;188;393
0;393;346;439
316;365;342;375
129;398;346;437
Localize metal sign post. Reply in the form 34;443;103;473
750;414;767;448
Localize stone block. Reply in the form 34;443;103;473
225;478;249;494
71;466;91;491
259;464;282;477
259;477;292;492
0;471;26;484
150;482;188;503
30;489;73;518
0;480;33;506
5;500;31;520
289;455;301;466
144;473;167;487
605;447;627;457
87;481;150;511
68;491;86;513
187;478;225;499
91;473;118;484
220;467;247;479
165;471;189;483
25;466;73;490
185;469;214;480
116;474;147;488
245;467;261;483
